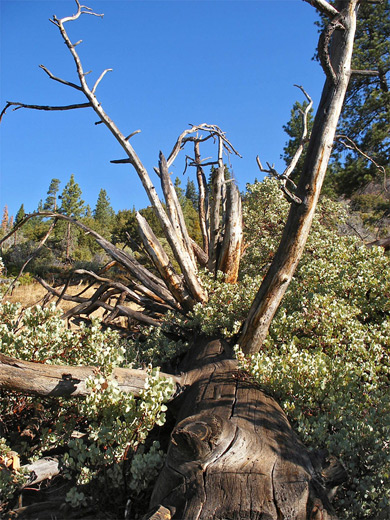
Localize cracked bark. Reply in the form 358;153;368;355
145;338;342;520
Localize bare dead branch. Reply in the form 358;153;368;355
136;211;193;309
304;0;339;18
254;85;312;205
36;276;161;326
92;68;113;94
282;85;313;179
53;0;103;26
158;152;197;270
166;124;241;169
208;136;225;273
351;69;380;76
110;158;133;164
125;129;141;141
194;141;210;255
335;134;387;176
0;101;91;122
318;10;346;84
11;212;181;310
256;159;302;205
39;64;83;91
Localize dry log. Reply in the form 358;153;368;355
148;338;343;519
0;353;180;399
23;457;60;487
367;236;390;251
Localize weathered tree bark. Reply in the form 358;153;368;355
147;338;344;520
367;235;390;251
217;182;243;283
0;353;179;399
1;341;346;520
239;0;360;355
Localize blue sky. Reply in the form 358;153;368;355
1;0;325;220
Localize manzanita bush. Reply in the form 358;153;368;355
0;301;174;509
1;178;389;518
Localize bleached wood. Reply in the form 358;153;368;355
305;0;339;17
158;152;197;270
194;141;210;255
136;211;193;309
240;0;360;355
208;137;224;273
0;353;180;399
217;183;243;283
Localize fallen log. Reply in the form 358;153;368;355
147;338;346;519
0;353;179;399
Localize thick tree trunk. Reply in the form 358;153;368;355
239;0;359;355
147;338;344;520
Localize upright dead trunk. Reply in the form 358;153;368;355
239;0;359;355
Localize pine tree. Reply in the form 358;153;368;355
174;177;185;205
15;204;25;225
59;174;85;261
85;205;92;219
59;174;84;218
44;178;61;212
93;189;114;224
185;179;198;208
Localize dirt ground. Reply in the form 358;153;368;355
4;281;105;316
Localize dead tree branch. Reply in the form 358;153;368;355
0;101;91;122
38;64;83;91
283;85;313;178
306;0;339;18
335;134;387;176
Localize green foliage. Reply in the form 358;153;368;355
111;208;138;246
0;438;28;502
185;178;198;208
43;178;61;212
239;180;390;519
93;189;114;227
59;174;85;218
3;240;58;278
0;302;175;510
14;204;25;226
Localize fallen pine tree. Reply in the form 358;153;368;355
1;1;389;518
